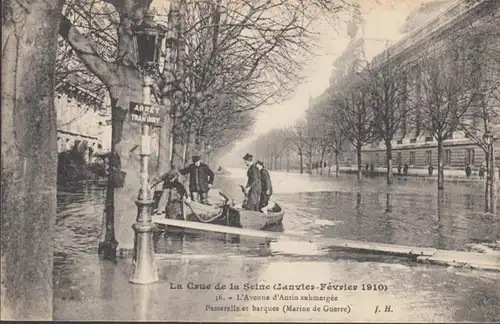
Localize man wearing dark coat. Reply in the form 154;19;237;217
256;161;273;210
242;153;261;211
150;171;190;219
179;155;215;204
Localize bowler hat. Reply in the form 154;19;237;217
192;155;201;162
242;153;253;161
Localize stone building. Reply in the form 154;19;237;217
55;74;112;162
328;0;500;170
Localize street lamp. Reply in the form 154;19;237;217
483;130;496;213
129;10;166;285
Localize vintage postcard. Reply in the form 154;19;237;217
1;0;499;322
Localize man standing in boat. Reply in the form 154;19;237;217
179;155;215;205
242;153;261;211
256;161;273;212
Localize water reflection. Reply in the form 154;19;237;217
53;175;500;322
386;193;392;213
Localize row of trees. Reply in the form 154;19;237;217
2;0;360;319
247;7;500;196
53;0;362;259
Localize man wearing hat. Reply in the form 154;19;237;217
150;170;190;219
256;161;273;211
242;153;262;211
179;155;215;204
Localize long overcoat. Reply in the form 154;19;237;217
179;163;215;193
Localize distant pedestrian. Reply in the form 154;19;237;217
479;164;486;180
465;165;472;179
403;163;409;176
370;163;375;177
428;165;434;176
397;163;402;176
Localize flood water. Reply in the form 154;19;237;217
53;169;500;322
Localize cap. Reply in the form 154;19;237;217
165;170;179;182
242;153;253;161
192;155;201;162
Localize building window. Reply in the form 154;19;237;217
410;138;417;143
409;152;415;165
465;149;475;166
426;150;432;165
375;153;380;164
397;139;403;145
445;150;452;165
425;136;433;142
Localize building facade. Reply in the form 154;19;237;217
330;0;500;170
55;75;112;162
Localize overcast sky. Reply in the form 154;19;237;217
218;0;447;162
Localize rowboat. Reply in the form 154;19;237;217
153;189;285;232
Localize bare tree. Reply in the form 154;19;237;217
419;48;475;190
317;97;344;177
2;0;65;319
364;55;408;185
161;0;357;171
285;121;308;174
332;81;376;180
457;34;499;212
305;101;336;175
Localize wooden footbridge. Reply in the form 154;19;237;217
152;217;500;272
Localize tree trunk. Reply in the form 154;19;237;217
385;140;393;185
299;153;304;174
485;149;490;212
335;150;340;178
307;154;312;174
110;91;144;252
489;143;496;214
286;153;290;172
168;0;186;171
437;140;444;190
1;0;63;319
357;146;362;180
157;106;173;174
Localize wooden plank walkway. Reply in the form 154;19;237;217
153;217;436;257
153;217;500;272
417;250;500;272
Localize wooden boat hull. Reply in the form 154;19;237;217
154;203;284;232
236;207;284;230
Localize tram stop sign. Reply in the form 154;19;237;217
129;101;166;127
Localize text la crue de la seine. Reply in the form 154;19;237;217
170;282;388;292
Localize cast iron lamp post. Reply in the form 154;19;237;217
129;11;166;284
483;131;496;214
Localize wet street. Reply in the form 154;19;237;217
53;169;500;322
